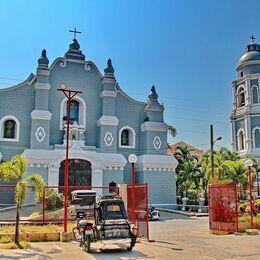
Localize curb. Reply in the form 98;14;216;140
157;208;208;217
0;204;36;212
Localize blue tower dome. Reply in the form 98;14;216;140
237;36;260;72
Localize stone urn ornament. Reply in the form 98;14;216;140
182;192;188;211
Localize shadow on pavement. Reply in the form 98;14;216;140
0;250;51;259
141;240;183;251
89;247;150;260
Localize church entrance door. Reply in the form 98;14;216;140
59;159;92;187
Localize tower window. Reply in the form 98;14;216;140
240;71;244;78
237;87;245;107
237;128;245;150
252;85;259;104
253;127;260;148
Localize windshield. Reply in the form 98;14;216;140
102;202;127;219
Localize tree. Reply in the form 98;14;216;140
174;145;198;164
218;147;240;161
199;153;211;203
221;160;248;185
174;145;199;197
0;155;45;245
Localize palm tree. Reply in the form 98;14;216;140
0;155;45;245
177;160;200;196
219;147;240;161
199;153;211;202
174;145;197;164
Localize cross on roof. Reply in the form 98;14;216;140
250;35;256;43
69;27;81;40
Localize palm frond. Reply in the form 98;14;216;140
0;161;20;181
11;155;27;179
168;125;177;137
27;174;45;204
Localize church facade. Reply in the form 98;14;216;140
231;37;260;162
0;36;177;208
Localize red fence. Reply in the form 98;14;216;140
0;184;149;240
127;183;149;240
209;184;260;232
209;184;238;232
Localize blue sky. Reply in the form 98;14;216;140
1;0;260;150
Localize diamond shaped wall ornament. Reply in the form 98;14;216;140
104;132;113;147
153;136;162;150
35;127;46;142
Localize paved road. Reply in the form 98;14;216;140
0;205;42;221
1;211;260;259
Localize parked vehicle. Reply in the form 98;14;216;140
71;190;137;252
148;205;160;221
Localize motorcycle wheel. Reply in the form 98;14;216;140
84;236;91;253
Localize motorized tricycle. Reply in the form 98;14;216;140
71;190;137;253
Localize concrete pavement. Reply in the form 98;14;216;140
1;211;260;259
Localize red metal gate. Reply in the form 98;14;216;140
209;184;238;232
127;183;149;240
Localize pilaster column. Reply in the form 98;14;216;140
231;120;237;151
48;166;59;186
92;168;103;197
245;79;251;105
245;115;252;152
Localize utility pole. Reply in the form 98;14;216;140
210;124;222;177
210;124;214;177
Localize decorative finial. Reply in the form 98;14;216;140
69;27;81;40
250;35;256;44
38;49;49;65
104;58;114;74
69;39;80;50
149;85;158;100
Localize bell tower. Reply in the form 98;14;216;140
231;36;260;159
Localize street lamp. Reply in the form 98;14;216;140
128;154;137;224
257;169;260;197
210;124;222;177
244;158;254;229
57;84;82;233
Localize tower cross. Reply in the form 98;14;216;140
69;27;81;40
250;35;256;43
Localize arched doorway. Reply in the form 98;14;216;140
59;159;92;187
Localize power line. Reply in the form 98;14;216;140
0;77;23;82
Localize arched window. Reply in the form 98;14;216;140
121;129;129;146
237;87;245;108
119;126;136;148
4;120;15;139
252;127;260;148
69;100;79;124
237;128;245;150
60;96;86;130
0;116;20;142
252;85;259;104
240;71;244;78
